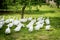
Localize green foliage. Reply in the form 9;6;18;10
0;0;7;9
0;0;45;9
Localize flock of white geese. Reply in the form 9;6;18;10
0;16;50;34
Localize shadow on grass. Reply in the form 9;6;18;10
25;10;55;14
0;10;55;15
50;17;60;29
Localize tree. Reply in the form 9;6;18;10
21;3;27;18
20;0;43;18
20;0;28;18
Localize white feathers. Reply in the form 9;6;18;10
9;18;14;22
20;18;27;22
35;23;44;30
5;19;10;23
5;16;15;23
5;27;11;34
45;17;50;25
0;16;4;21
35;17;44;30
45;25;51;30
45;17;51;30
37;17;43;21
7;23;13;28
0;25;3;29
0;21;4;25
14;23;24;32
35;24;41;30
26;19;36;28
13;20;20;25
26;19;36;32
27;17;32;21
28;25;33;32
14;26;21;32
0;16;4;29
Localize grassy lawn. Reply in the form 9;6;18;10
0;5;60;40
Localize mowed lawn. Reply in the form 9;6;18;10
0;5;60;40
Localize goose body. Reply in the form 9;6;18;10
45;18;50;25
26;23;33;28
13;20;20;25
0;24;3;29
7;23;13;28
26;19;36;28
28;25;33;32
0;22;4;25
0;17;5;29
46;25;50;30
35;23;44;30
35;24;41;30
17;23;24;27
0;17;4;22
20;18;27;22
14;23;24;32
5;19;10;23
14;26;21;32
37;17;43;21
27;17;32;21
5;27;11;34
10;19;14;22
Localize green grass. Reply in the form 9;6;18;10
0;5;60;40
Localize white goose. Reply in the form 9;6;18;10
0;16;5;29
35;17;45;30
5;17;11;23
45;25;51;30
26;23;32;28
27;16;32;21
0;24;3;29
7;23;13;28
20;17;27;22
36;17;44;24
37;16;43;21
14;26;21;32
5;27;11;34
14;23;24;32
13;18;20;25
28;25;33;32
26;19;36;28
0;17;4;24
35;23;43;30
0;16;4;22
17;23;25;27
9;16;14;22
45;17;50;25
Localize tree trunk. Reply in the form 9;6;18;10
21;4;26;19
